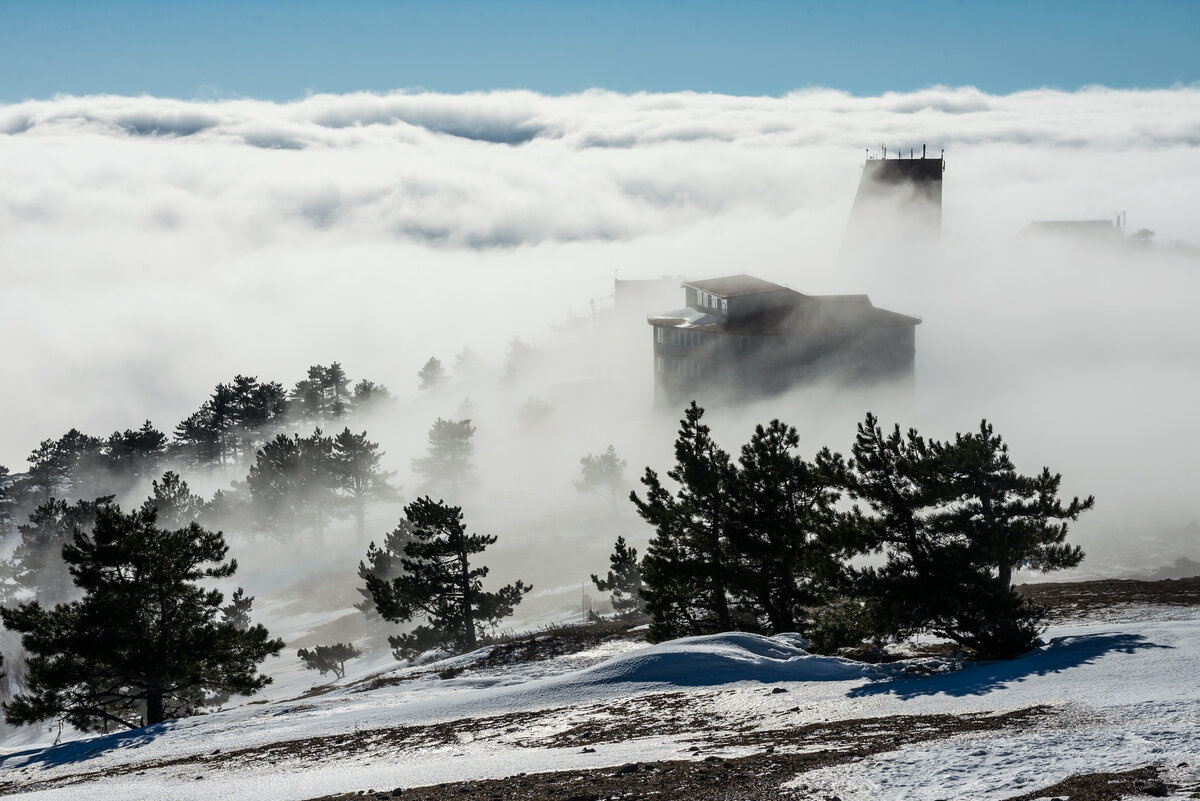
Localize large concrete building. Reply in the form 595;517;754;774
648;275;920;406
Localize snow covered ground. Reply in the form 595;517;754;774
2;607;1199;800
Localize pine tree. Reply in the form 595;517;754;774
7;496;112;606
103;421;168;486
324;363;351;417
363;497;531;660
140;471;207;530
842;413;949;643
356;517;414;619
20;429;107;505
0;465;14;542
297;643;361;680
0;505;283;731
244;429;339;538
221;588;255;630
332;428;400;538
173;404;223;470
351;380;392;413
417;357;444;390
845;414;1093;659
934;420;1093;594
729;420;854;633
631;402;737;641
575;445;628;510
516;397;553;431
501;337;533;383
922;420;1093;657
591;536;644;617
290;364;352;421
453;347;484;379
411;418;476;501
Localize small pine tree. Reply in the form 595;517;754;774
297;643;361;680
501;337;533;383
140;471;206;530
411;418;476;501
351;380;392;413
574;445;628;510
221;588;255;630
453;347;484;379
364;497;531;660
0;465;14;539
591;536;644;617
516;397;552;431
418;357;444;390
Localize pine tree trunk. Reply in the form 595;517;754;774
459;549;476;649
999;561;1013;594
146;690;164;726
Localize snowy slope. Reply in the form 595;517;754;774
1;612;1199;800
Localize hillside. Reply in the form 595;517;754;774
0;580;1198;800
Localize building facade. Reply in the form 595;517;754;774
648;275;920;406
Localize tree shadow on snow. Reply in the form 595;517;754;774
846;632;1170;700
0;719;178;771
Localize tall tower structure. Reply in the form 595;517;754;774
846;147;945;240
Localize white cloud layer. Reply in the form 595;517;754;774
1;86;1199;569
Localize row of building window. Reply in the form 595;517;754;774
655;327;751;352
656;357;752;382
688;289;729;316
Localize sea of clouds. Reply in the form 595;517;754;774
1;85;1198;568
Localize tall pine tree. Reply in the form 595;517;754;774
631;402;737;641
363;497;530;660
729;420;854;633
1;505;283;731
332;428;400;538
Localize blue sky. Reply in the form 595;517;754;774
1;0;1197;101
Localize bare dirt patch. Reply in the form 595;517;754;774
304;707;1050;801
1020;576;1200;623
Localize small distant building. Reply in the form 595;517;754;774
648;275;920;406
1023;218;1125;242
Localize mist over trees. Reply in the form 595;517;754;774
575;445;628;510
412;418;476;500
417;357;444;390
333;429;400;538
0;363;400;620
2;497;112;607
